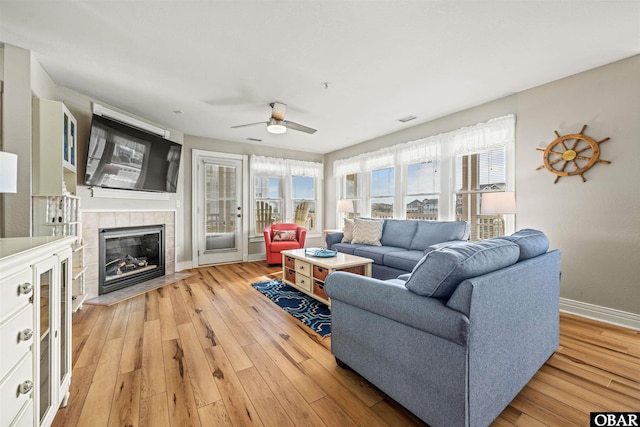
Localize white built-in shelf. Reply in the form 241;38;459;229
72;266;88;281
72;294;87;313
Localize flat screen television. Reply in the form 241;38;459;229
84;114;182;193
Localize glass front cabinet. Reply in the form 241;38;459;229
33;247;72;427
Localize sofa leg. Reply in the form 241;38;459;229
335;357;351;370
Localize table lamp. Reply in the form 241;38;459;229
0;152;18;193
480;192;516;237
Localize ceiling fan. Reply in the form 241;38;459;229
231;102;317;134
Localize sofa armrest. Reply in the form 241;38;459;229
325;272;469;346
325;231;344;248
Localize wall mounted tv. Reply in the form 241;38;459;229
84;114;182;193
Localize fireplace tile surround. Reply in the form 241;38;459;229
82;210;176;299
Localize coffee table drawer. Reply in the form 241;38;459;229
313;265;329;281
338;265;366;276
313;280;328;300
294;260;311;276
295;273;312;292
285;268;296;283
284;255;295;269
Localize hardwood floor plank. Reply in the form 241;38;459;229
242;320;326;403
162;338;202;427
177;322;223;406
203;345;263;426
197;400;233;426
309;395;359;427
204;307;254;371
108;369;141;427
242;342;326;427
236;366;296;427
158;294;179;341
76;361;119;427
140;319;166;398
300;358;389;426
120;309;145;373
139;393;171;427
53;262;640;427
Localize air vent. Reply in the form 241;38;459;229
397;115;417;123
246;137;263;142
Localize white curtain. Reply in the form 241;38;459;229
251;155;323;178
333;114;514;177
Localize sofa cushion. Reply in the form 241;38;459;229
383;249;425;272
498;229;549;261
341;218;355;243
351;218;384;246
353;246;405;265
331;242;367;255
410;221;470;251
405;239;520;298
380;219;417;250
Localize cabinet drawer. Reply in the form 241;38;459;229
284;268;296;283
0;305;34;378
0;269;33;323
0;352;33;425
284;255;295;269
294;260;311;276
295;273;312;292
313;280;328;301
313;265;329;281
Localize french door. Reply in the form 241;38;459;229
193;150;248;266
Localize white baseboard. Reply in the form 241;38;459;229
560;297;640;331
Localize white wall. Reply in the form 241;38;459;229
324;55;640;318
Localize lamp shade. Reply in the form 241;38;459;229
337;199;354;213
0;151;18;193
481;192;516;215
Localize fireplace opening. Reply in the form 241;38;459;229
98;224;165;295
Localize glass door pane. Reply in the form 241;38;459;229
204;163;237;251
39;267;53;421
60;258;69;385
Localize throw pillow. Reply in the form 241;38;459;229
341;218;355;243
405;239;520;298
498;228;549;261
273;230;297;241
351;218;383;246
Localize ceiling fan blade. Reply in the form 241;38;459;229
231;121;267;129
284;120;317;134
270;102;287;121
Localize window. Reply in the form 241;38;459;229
250;155;323;237
405;160;440;220
292;176;315;230
371;167;395;218
334;115;514;238
254;176;282;232
337;173;362;224
455;148;506;240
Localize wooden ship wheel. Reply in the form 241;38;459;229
536;124;611;184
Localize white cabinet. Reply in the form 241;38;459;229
0;236;75;427
32;98;78;196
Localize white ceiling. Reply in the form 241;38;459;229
1;1;639;154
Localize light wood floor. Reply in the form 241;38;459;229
53;262;640;427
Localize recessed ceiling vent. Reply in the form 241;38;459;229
246;137;263;142
397;115;418;123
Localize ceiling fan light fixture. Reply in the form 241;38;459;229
267;119;287;134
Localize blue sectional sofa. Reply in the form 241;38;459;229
325;229;561;427
326;219;470;279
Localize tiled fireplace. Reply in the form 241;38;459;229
82;210;176;299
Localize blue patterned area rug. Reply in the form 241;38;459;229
251;280;331;337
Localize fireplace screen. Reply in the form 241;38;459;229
99;224;165;294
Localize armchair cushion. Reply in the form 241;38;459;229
405;238;520;298
273;230;297;241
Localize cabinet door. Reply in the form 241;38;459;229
58;248;72;402
33;256;57;425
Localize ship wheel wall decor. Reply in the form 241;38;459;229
536;124;611;184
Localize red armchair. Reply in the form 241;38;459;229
263;223;307;265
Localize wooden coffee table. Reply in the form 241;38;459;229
281;248;373;305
